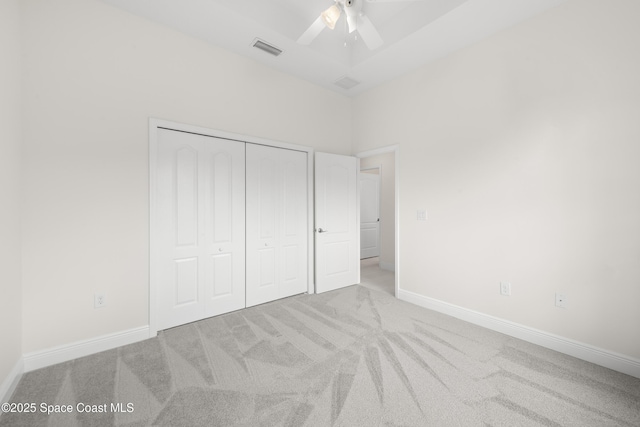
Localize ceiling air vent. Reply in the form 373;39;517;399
252;38;283;57
334;76;360;90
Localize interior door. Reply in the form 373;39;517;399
315;152;359;293
360;171;380;259
156;129;245;330
246;144;308;307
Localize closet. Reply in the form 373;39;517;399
154;128;308;331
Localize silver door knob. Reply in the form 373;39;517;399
317;228;328;233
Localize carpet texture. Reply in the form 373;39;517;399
2;285;639;426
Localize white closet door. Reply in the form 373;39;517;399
156;129;245;330
246;144;307;307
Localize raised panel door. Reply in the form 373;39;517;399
246;144;307;307
157;129;245;330
315;152;359;293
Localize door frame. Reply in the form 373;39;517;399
149;118;315;337
356;145;400;298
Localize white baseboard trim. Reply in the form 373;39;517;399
23;326;150;373
379;262;395;272
0;358;24;404
398;289;640;379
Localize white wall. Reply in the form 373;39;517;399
360;152;395;269
15;0;640;372
21;0;351;354
353;0;640;359
0;0;23;394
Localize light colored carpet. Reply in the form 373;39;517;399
2;285;639;426
359;257;395;297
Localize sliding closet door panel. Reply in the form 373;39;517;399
203;140;245;317
259;157;277;241
157;129;245;330
255;156;277;293
280;150;308;298
246;144;307;307
211;254;232;296
246;145;278;306
210;153;232;242
258;248;276;287
175;147;199;247
208;152;233;300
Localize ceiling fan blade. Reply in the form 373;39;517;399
347;15;358;34
297;16;325;45
346;15;357;33
356;15;383;50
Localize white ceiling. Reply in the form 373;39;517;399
98;0;568;96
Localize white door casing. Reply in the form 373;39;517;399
315;152;360;293
246;144;308;307
156;129;245;330
360;171;380;259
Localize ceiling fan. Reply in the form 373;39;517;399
297;0;419;50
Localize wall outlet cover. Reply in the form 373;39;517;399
94;293;106;308
555;293;568;308
500;282;511;296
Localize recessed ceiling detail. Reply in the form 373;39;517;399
97;0;569;96
334;76;361;90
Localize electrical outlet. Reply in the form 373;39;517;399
555;293;568;308
94;292;106;308
500;282;511;296
417;209;427;221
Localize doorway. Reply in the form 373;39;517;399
357;146;398;297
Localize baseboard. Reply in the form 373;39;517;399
0;358;24;404
398;289;640;379
379;262;395;272
23;326;150;373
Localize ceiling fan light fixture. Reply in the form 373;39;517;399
321;4;341;30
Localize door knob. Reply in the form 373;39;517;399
317;228;328;233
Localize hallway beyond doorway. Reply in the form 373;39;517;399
359;257;394;296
